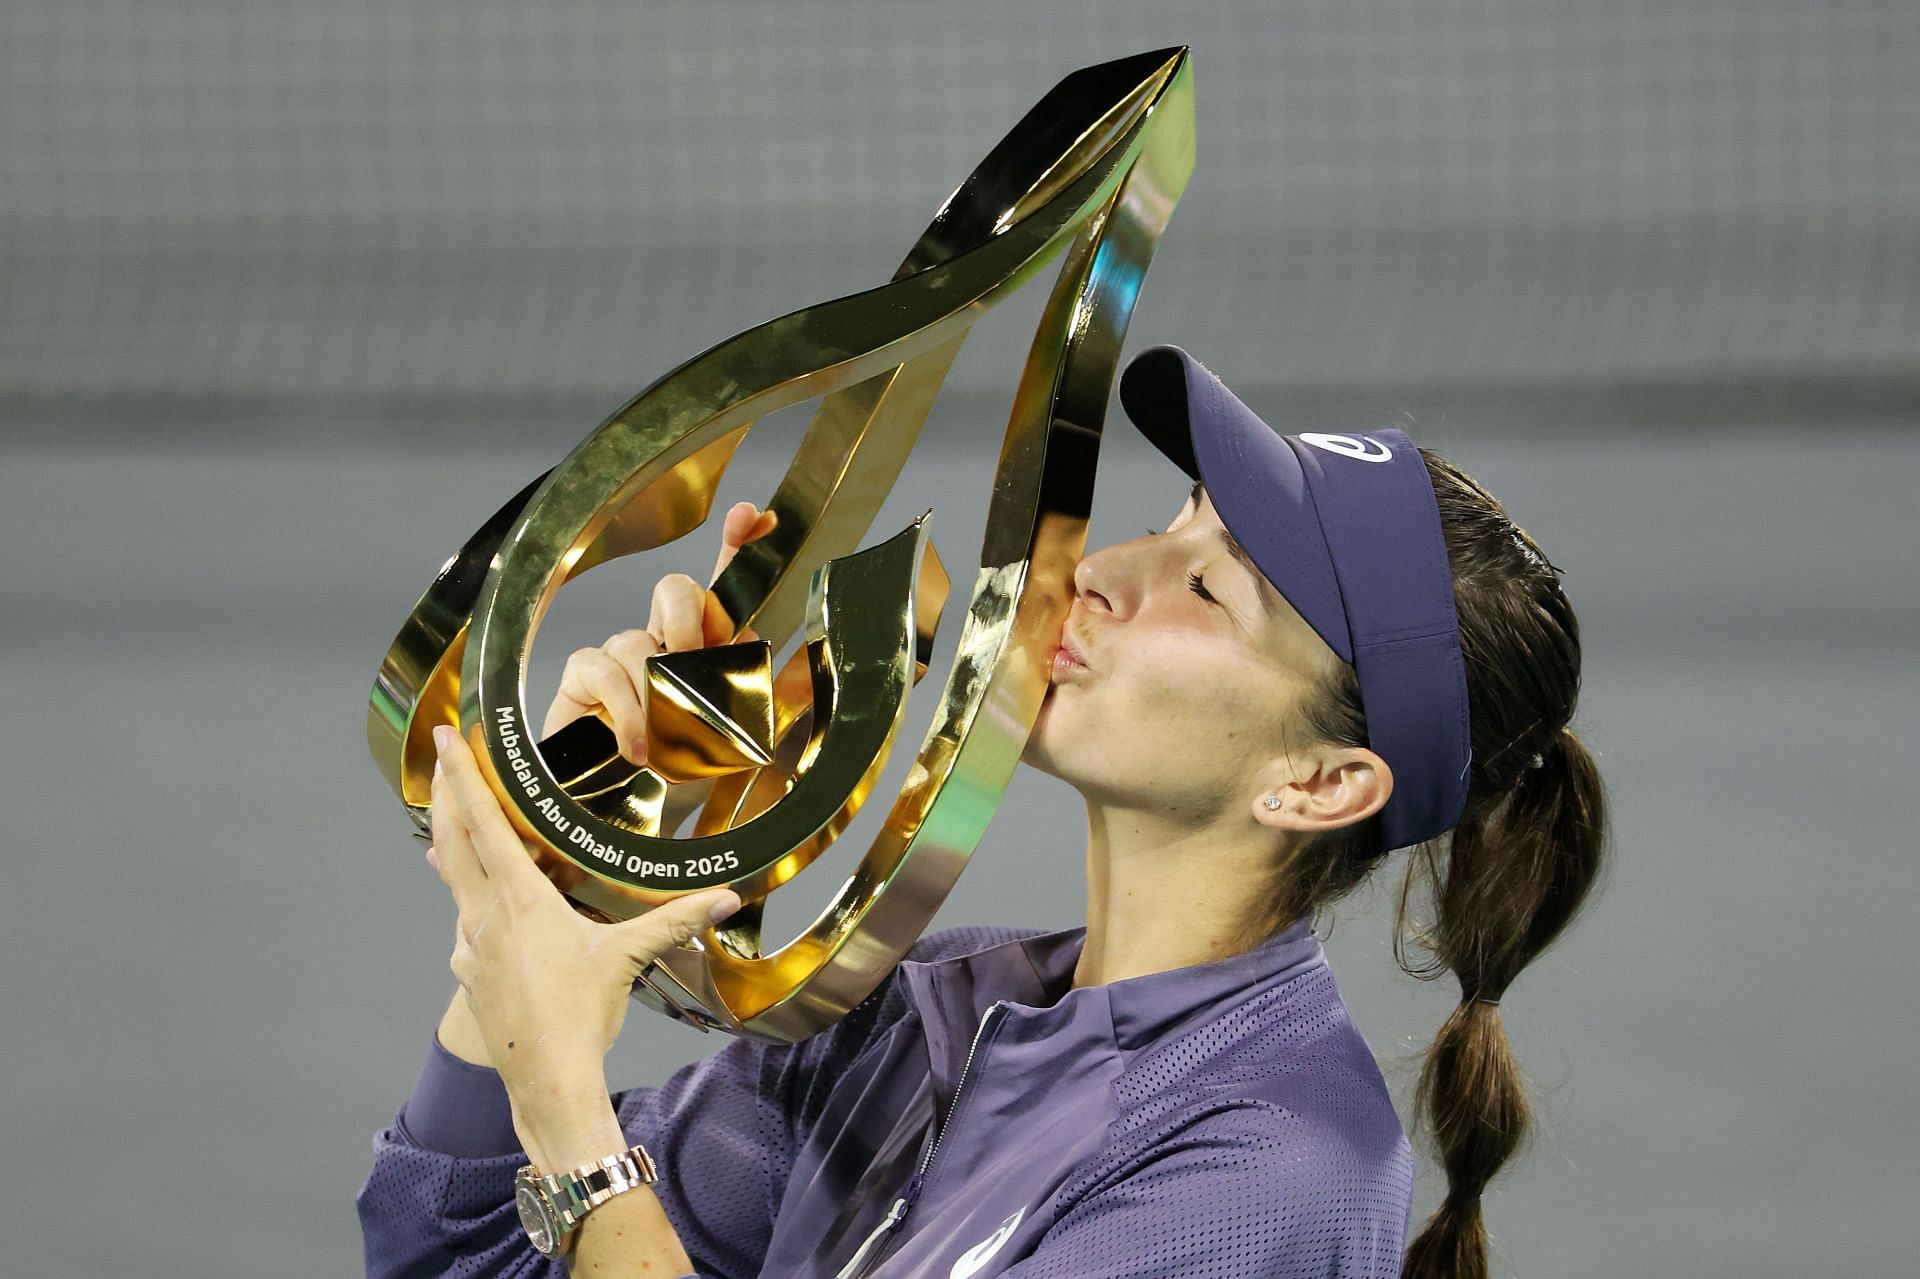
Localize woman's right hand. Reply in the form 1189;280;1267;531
434;500;777;1069
540;501;779;762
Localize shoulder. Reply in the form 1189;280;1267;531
1108;963;1413;1200
1165;1096;1413;1207
1050;1090;1412;1275
1041;1090;1412;1278
1091;1093;1412;1208
1036;1090;1413;1275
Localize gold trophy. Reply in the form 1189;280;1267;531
367;48;1196;1042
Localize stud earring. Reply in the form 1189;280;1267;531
1262;795;1283;811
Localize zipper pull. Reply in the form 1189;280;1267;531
836;1004;1000;1279
835;1196;910;1279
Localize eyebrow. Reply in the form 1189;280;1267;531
1219;526;1281;619
1189;481;1280;620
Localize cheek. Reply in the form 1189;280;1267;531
1165;673;1271;751
1090;638;1277;745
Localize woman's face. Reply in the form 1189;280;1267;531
1023;481;1353;824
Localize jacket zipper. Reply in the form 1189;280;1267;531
835;1000;1007;1279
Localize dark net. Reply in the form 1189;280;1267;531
4;1;1915;438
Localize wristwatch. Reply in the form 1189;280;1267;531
513;1142;660;1258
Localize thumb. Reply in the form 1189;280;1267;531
610;889;743;975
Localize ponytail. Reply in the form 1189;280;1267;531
1399;723;1609;1279
1247;448;1610;1275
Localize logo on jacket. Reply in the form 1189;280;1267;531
1298;432;1393;462
950;1207;1026;1278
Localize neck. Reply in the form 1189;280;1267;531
1071;798;1283;988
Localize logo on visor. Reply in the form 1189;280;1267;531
1298;433;1393;463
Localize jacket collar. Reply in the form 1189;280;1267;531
898;916;1325;1091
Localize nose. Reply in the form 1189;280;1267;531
1072;540;1131;620
1072;552;1105;612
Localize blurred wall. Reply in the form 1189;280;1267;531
5;0;1917;440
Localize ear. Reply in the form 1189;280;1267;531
1252;747;1393;834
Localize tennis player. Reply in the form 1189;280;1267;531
357;344;1608;1278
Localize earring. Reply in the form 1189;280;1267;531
1262;795;1283;811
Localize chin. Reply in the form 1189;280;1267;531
1017;689;1064;775
1021;706;1067;768
1018;726;1113;800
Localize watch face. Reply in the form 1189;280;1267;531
515;1180;560;1256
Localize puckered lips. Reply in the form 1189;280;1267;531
1051;614;1092;678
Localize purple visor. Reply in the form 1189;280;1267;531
1117;345;1472;852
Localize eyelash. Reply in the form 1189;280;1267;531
1144;528;1215;602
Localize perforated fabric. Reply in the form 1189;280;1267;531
1001;967;1413;1277
356;920;1413;1278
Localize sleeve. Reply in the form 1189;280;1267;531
355;1030;806;1279
997;1101;1415;1279
353;926;997;1278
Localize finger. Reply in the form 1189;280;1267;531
597;631;666;760
541;686;594;739
648;573;705;653
428;757;488;911
709;505;776;641
554;646;649;759
433;725;542;894
424;844;441;874
712;502;778;582
542;642;619;737
606;890;743;975
700;588;738;647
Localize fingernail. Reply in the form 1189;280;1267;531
433;725;451;750
708;893;741;924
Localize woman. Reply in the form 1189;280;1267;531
357;345;1608;1278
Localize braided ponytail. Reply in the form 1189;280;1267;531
1400;722;1608;1279
1248;449;1610;1276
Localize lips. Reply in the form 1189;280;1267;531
1056;618;1092;671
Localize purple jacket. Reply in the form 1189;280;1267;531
357;918;1414;1277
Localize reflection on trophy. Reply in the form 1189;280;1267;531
367;48;1196;1042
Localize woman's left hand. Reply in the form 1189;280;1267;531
424;723;740;1110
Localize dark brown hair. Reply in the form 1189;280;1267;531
1251;448;1610;1279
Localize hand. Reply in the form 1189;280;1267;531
541;500;780;759
429;500;777;1071
425;723;742;1115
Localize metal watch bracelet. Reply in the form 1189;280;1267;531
514;1142;660;1258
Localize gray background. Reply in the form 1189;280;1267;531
2;3;1916;1276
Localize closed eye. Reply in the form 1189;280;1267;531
1146;528;1220;605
